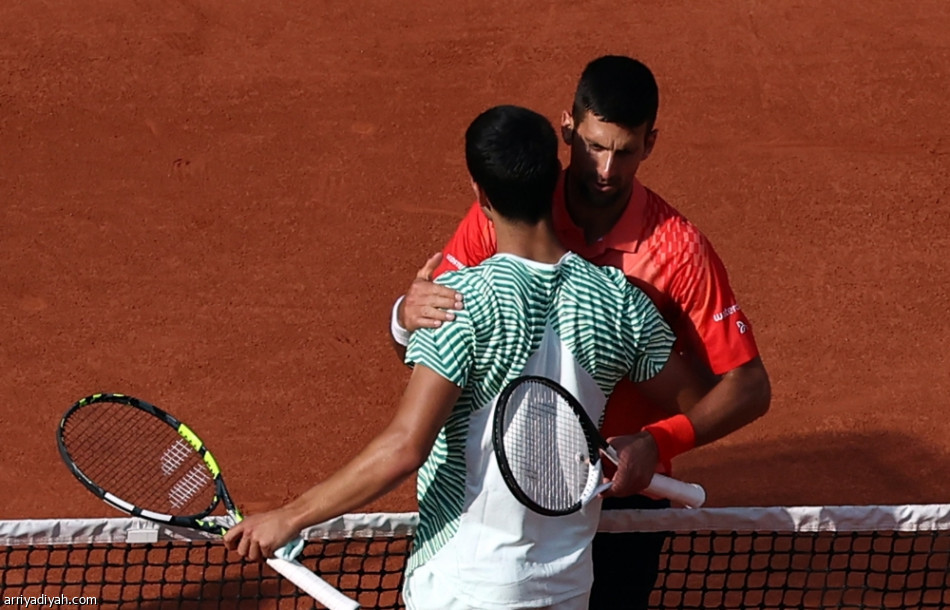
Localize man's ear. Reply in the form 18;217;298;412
471;178;494;222
560;110;575;146
643;128;659;160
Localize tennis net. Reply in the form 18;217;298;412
2;505;949;609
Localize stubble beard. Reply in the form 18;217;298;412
578;179;630;211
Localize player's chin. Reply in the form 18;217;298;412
579;182;622;206
588;192;624;209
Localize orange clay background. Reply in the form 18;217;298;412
1;1;949;521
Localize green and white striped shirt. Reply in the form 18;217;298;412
404;251;673;607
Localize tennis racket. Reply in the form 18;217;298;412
492;375;706;516
56;393;360;610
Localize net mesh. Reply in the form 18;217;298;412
2;506;949;609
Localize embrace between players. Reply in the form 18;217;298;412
226;55;771;609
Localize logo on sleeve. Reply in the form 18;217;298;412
713;304;741;322
446;253;466;270
737;321;748;334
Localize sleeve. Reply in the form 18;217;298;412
404;278;476;388
431;201;497;279
665;227;760;375
622;282;677;383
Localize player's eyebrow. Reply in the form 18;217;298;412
583;134;635;154
582;135;608;149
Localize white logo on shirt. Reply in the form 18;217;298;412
737;321;748;334
713;304;741;322
446;253;466;270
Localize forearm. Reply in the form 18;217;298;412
283;430;421;531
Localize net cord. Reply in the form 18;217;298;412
3;505;949;547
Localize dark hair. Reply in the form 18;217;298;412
572;55;659;130
464;105;561;224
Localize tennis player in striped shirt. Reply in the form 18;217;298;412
226;104;713;609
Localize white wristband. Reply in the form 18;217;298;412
390;296;411;346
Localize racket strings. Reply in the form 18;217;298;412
65;410;165;507
61;400;217;516
500;381;594;513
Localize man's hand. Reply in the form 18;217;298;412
398;252;464;332
600;432;661;497
223;509;299;562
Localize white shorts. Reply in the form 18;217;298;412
403;563;590;610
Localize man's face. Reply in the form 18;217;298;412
563;110;656;208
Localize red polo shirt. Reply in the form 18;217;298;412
432;172;759;473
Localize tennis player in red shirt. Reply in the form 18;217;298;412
390;56;771;609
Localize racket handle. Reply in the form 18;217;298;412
603;445;622;464
266;557;360;610
645;473;706;508
601;445;706;507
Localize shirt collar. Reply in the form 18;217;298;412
553;170;648;255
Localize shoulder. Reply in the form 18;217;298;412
642;186;721;267
565;252;628;286
436;263;493;291
561;254;639;310
644;186;707;239
435;265;499;315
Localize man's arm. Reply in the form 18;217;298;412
601;251;772;498
224;365;461;561
604;350;769;497
608;222;772;485
688;355;770;445
665;229;772;436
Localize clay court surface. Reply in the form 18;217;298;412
1;1;949;521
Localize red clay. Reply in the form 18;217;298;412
1;1;949;521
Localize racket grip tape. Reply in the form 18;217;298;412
265;557;360;610
601;445;705;508
645;474;706;508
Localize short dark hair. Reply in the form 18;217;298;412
572;55;659;130
464;105;560;224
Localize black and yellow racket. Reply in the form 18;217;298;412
493;376;707;516
56;392;359;610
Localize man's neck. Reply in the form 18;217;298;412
494;217;568;264
564;173;632;245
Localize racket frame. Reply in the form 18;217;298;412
493;376;607;516
57;393;360;610
493;376;706;513
57;393;234;535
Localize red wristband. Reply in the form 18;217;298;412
642;414;696;463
